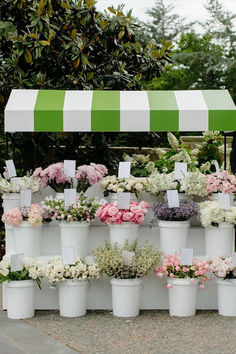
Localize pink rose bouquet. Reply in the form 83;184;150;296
2;204;48;227
96;201;150;225
206;170;236;195
75;163;108;193
33;162;72;192
155;254;211;289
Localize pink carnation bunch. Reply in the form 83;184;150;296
206;170;236;195
75;163;108;193
2;208;23;226
33;163;72;192
96;201;150;225
155;254;211;289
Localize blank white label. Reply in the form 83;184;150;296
20;190;32;207
62;247;75;265
6;160;17;178
118;193;131;209
214;161;221;178
167;190;179;208
123;250;135;265
64;189;76;207
218;193;231;210
180;248;194;266
64;160;76;178
174;162;187;180
118;162;131;178
11;253;24;272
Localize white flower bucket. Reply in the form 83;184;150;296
14;222;42;257
216;279;236;316
58;280;88;317
211;193;235;205
59;221;89;258
158;220;190;255
2;193;20;212
205;223;234;257
111;278;143;317
108;223;139;247
7;280;35;319
109;193;137;204
168;278;197;316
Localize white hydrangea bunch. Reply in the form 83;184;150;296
0;175;42;193
199;201;236;227
210;256;235;279
101;175;145;196
145;171;178;195
154;148;167;159
123;153;150;165
180;171;208;196
39;256;100;283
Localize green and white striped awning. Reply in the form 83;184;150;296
4;89;236;132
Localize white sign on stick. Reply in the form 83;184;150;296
174;162;187;180
118;162;131;178
180;248;194;266
6;160;17;178
11;253;24;272
218;193;231;210
20;190;32;208
214;161;221;179
123;250;135;265
62;247;75;265
64;160;76;178
64;189;76;207
167;190;179;208
118;193;131;209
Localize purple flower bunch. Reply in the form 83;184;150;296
152;200;198;221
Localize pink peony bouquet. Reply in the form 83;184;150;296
96;201;150;225
75;163;108;193
33;162;72;192
2;204;48;227
206;170;236;195
155;254;211;289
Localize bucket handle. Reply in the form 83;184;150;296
87;280;91;290
140;283;144;292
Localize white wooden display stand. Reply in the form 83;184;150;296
2;184;234;310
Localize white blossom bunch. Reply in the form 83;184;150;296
210;256;236;279
167;132;179;149
39;256;100;283
199;201;236;227
123;153;150;165
0;257;41;288
180;171;208;196
0;175;42;193
144;171;178;195
101;175;146;197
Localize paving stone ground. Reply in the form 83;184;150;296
2;285;236;354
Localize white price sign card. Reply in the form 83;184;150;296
123;250;135;265
62;247;75;265
214;161;221;179
174;162;187;180
118;162;131;178
64;189;76;207
167;190;179;208
232;253;236;267
180;248;194;266
118;193;131;210
64;160;76;178
11;253;24;272
6;160;17;178
20;189;32;207
218;193;231;210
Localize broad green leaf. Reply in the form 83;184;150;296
108;7;116;14
39;40;50;46
86;72;94;81
24;49;32;63
81;53;88;65
73;57;80;69
71;29;77;40
61;2;70;10
48;30;54;41
100;19;105;29
118;30;125;40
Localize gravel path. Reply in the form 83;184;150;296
24;309;236;354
